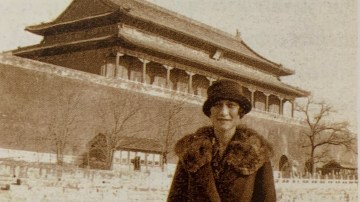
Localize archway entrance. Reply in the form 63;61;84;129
279;155;290;178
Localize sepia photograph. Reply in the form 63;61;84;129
0;0;357;201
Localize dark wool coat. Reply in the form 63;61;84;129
167;126;276;202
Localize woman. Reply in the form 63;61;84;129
167;79;276;202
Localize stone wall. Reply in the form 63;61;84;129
0;54;355;171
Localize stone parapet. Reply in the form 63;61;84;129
0;54;305;125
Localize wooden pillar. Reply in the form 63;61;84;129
206;77;216;86
115;52;124;78
160;153;164;168
264;92;270;112
163;65;174;89
145;153;148;170
249;88;256;107
119;150;122;165
279;97;284;115
186;71;195;94
101;64;107;76
127;151;130;170
291;100;295;118
139;59;150;84
152;154;155;168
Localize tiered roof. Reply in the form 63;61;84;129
14;0;309;97
24;0;293;76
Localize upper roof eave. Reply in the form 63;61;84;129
24;0;294;76
240;40;295;76
110;0;294;76
25;10;120;35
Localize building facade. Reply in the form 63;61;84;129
2;0;325;172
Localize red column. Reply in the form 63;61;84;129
186;71;195;94
115;52;124;78
139;58;150;84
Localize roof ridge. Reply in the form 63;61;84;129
122;0;293;73
239;40;294;74
55;0;116;24
128;0;242;41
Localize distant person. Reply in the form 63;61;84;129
167;79;276;202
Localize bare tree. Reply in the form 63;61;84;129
159;101;185;169
297;97;356;174
156;98;206;171
90;94;147;170
45;91;85;166
89;92;205;170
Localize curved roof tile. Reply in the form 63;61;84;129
26;0;294;76
117;26;308;97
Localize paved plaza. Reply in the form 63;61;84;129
0;162;357;202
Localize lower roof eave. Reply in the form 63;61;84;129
116;28;309;98
11;34;309;98
12;35;118;57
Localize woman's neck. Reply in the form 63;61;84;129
214;127;236;147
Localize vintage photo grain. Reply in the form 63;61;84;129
0;0;357;201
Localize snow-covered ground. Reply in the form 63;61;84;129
0;163;357;202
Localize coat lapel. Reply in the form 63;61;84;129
175;126;273;175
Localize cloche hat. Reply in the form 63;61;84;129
202;79;252;117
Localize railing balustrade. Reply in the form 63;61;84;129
113;77;305;123
0;161;357;202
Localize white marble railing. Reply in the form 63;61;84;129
0;161;357;202
0;161;357;186
250;108;305;125
114;77;205;105
0;148;78;165
275;177;358;186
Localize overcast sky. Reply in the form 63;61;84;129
0;0;357;130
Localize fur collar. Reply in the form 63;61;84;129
175;125;273;175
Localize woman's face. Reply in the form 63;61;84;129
210;100;241;132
